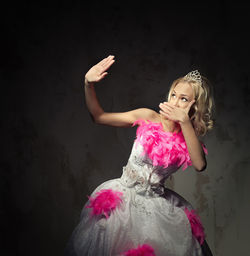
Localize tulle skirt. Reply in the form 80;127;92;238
64;178;213;256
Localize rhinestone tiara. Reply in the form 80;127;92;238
184;70;202;85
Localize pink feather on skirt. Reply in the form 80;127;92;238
184;207;205;245
122;244;156;256
86;189;123;219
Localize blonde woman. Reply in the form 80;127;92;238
65;55;214;256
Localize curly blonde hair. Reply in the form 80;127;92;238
167;75;215;137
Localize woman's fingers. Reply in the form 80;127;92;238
94;56;115;73
159;110;171;120
159;110;166;116
163;102;174;108
98;57;108;66
99;55;115;66
97;56;115;73
97;72;108;81
159;105;172;116
159;103;172;112
102;59;115;72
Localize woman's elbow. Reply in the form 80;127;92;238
195;160;207;172
88;112;97;123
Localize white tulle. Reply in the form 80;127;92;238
65;122;207;256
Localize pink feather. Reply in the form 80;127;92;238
85;189;123;219
122;244;156;256
184;208;205;245
132;119;208;170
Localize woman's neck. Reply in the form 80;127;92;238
160;114;180;133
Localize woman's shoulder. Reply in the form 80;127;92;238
132;109;161;127
134;108;160;123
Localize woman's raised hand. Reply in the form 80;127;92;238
85;55;115;84
159;100;195;124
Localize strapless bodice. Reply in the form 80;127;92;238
119;119;207;197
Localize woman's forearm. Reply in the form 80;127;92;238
83;55;115;122
180;120;206;171
84;78;104;122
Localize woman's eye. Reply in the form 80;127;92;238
182;98;188;102
171;93;176;98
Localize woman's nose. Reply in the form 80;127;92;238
172;98;179;106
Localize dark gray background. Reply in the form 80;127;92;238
1;1;250;255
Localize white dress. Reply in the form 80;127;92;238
65;120;212;256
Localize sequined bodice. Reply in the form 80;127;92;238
119;119;208;197
120;139;179;197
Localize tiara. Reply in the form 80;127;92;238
184;70;202;85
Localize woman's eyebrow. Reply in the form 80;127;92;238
173;90;189;97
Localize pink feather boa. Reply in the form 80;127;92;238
132;119;207;170
122;244;156;256
85;189;123;219
184;208;205;245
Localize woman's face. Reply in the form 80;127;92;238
168;82;194;109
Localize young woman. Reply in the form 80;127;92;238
65;55;214;256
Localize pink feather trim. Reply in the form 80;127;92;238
85;189;123;219
184;208;205;245
122;244;156;256
132;119;208;170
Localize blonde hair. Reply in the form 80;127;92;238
167;75;215;137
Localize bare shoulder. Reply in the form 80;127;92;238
133;108;160;122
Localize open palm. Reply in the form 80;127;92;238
85;55;115;83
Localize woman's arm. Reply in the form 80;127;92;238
84;56;157;127
159;101;206;172
179;120;207;172
84;55;114;122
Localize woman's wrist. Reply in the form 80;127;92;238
179;116;192;127
84;77;94;88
